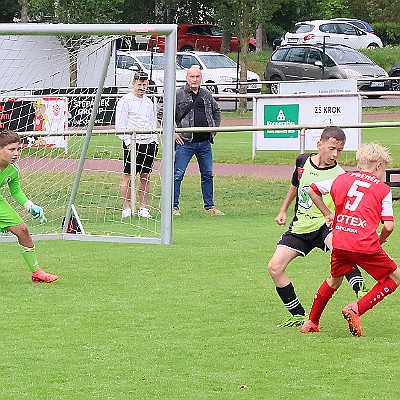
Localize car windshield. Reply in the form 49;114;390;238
325;48;373;65
197;54;237;69
136;55;183;70
290;24;314;34
209;26;224;36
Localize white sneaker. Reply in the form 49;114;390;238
122;208;132;218
138;208;152;219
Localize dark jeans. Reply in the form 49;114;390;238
174;140;214;209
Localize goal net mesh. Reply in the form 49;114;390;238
0;32;166;243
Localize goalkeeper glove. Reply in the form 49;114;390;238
24;201;47;223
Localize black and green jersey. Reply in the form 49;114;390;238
290;153;344;234
0;163;28;206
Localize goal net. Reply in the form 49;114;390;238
0;24;177;244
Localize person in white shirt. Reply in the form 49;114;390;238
116;72;158;219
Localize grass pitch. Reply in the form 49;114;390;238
1;176;400;399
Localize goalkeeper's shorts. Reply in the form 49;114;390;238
0;198;24;232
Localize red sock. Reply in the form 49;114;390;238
357;277;398;315
309;280;336;324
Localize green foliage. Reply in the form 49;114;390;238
316;0;350;19
0;0;20;22
28;0;124;23
371;22;400;46
268;0;321;33
367;0;400;23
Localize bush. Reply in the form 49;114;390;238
372;22;400;46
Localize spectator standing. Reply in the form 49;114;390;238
116;72;158;219
160;65;223;216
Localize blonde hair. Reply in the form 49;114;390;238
356;142;392;167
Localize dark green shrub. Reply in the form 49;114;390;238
372;22;400;46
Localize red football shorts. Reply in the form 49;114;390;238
331;247;398;283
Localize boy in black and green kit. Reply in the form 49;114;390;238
0;129;58;283
267;127;366;327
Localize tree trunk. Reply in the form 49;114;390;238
238;7;251;115
256;25;265;51
220;31;231;54
19;0;29;22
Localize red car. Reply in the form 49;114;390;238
148;24;256;53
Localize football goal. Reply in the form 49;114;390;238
0;24;177;244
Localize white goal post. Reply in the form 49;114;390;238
0;23;177;244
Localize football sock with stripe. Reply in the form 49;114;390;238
345;266;365;294
276;283;306;316
20;245;40;272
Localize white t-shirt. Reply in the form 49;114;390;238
115;91;157;145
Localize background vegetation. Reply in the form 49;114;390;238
8;0;400;48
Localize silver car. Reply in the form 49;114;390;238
264;44;390;98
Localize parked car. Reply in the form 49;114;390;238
388;62;400;91
330;18;375;34
176;51;261;94
281;20;383;50
272;35;284;50
115;50;187;93
264;44;390;98
148;24;256;53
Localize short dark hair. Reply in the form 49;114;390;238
134;71;149;81
320;126;346;143
0;129;21;148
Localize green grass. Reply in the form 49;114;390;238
1;176;400;399
212;125;400;166
362;45;400;72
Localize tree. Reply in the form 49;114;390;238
214;0;281;114
0;0;20;22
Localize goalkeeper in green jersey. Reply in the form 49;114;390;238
0;129;58;283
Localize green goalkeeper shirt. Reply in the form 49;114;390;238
0;163;28;207
290;153;344;235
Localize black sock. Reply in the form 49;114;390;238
345;265;365;294
276;283;306;316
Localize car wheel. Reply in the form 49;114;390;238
269;76;282;94
179;45;194;51
205;82;218;94
391;72;400;91
249;44;256;52
366;43;379;49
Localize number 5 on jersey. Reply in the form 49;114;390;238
345;180;371;211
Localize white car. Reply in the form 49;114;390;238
176;51;262;94
115;50;187;94
282;20;383;50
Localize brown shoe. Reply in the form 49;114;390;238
205;207;224;215
173;208;181;216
